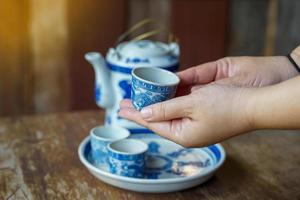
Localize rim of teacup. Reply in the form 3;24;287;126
132;67;180;86
90;125;130;142
108;139;148;155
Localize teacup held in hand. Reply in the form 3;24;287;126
131;67;180;110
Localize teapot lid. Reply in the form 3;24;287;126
116;40;170;58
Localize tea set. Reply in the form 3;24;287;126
78;22;226;192
85;39;179;133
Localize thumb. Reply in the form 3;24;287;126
140;96;192;122
177;62;218;86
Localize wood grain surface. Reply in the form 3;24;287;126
0;110;299;199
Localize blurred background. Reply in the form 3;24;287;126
0;0;299;117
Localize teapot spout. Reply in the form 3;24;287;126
85;52;114;108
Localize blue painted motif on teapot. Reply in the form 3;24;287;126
95;84;101;102
125;58;150;64
118;80;131;99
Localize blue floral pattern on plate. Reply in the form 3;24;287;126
87;134;215;179
78;134;225;193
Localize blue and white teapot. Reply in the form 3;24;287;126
85;39;179;133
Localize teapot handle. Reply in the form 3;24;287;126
116;18;156;44
115;18;178;44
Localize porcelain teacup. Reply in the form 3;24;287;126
90;126;130;165
107;139;148;178
131;67;180;111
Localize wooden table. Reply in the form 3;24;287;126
0;110;299;199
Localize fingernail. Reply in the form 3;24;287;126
140;107;152;119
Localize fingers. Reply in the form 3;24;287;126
118;107;148;127
119;101;200;147
140;96;193;122
120;96;193;122
177;62;218;86
178;58;233;88
118;107;190;145
119;97;193;144
120;99;133;108
189;76;249;90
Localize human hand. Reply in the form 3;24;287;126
119;83;254;147
119;47;300;147
176;56;298;96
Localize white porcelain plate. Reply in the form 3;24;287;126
78;134;226;193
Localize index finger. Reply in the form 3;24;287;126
118;107;190;145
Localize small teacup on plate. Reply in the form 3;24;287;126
108;139;148;178
131;67;180;110
90;126;130;165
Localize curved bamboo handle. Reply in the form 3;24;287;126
116;18;178;45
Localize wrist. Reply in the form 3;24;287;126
233;87;260;133
270;56;298;82
277;45;300;81
246;76;300;130
291;45;300;69
243;87;265;130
